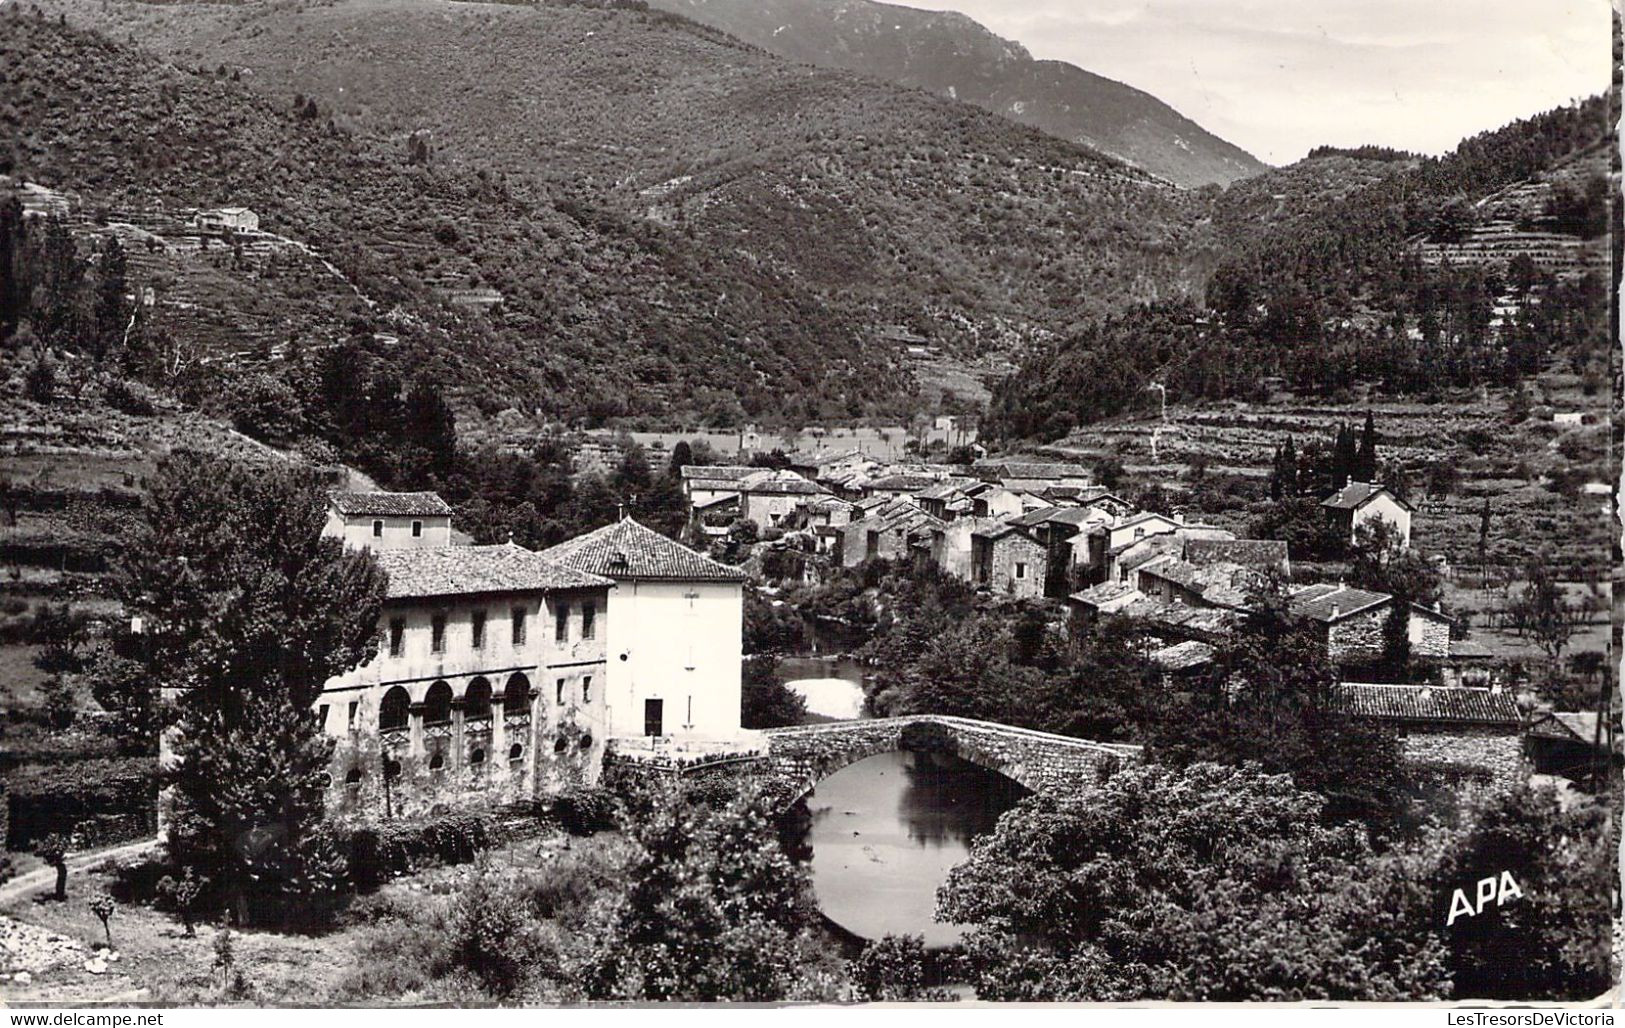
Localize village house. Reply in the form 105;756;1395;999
735;469;829;531
319;542;614;819
843;501;942;568
786;446;865;482
854;473;939;502
913;477;979;521
1329;683;1525;784
1321;481;1414;549
193;206;260;232
967;482;1046;520
679;464;755;508
541;517;747;744
324;491;454;550
970;523;1047;599
973;460;1092;492
927;516;1007;581
1525;711;1619;778
1289;583;1452;670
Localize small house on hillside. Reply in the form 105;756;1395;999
194;206;260;233
1329;683;1524;784
1321;481;1413;549
1289;583;1451;670
735;470;827;531
325;491;454;550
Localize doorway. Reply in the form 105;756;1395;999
644;698;664;737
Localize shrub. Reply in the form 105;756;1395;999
6;755;157;849
103;379;157;416
338;810;497;891
552;785;616;835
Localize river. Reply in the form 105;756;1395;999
775;642;1026;948
782;748;1028;948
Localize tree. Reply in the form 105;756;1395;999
1510;560;1573;667
89;894;115;949
114;454;385;925
850;934;954;1002
667;440;694;475
578;782;828;1002
36;834;70;901
1148;579;1409;830
741;655;807;728
1348;519;1443;675
1433;785;1615;999
157;868;209;937
1355;411;1378;482
939;762;1448;1001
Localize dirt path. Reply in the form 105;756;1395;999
0;839;160;907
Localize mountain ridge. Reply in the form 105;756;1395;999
646;0;1269;187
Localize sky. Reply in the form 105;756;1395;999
886;0;1614;165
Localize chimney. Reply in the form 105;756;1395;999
1329;604;1340;620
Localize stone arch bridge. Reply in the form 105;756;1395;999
759;715;1140;802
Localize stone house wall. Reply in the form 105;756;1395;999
1325;606;1389;666
982;534;1047;599
1400;725;1526;786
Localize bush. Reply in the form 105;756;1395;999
552;785;616;835
5;755;157;849
338;810;497;891
103;379;157;416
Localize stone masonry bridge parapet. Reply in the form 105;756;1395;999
760;715;1141;801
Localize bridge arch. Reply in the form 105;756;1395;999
761;715;1139;806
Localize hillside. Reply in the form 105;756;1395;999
646;0;1268;187
44;0;1212;384
984;97;1616;443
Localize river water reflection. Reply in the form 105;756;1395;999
785;749;1027;948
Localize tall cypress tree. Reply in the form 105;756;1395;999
116;454;385;923
1356;412;1379;482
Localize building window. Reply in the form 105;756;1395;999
512;606;527;647
388;618;405;657
430;614;446;653
411;520;423;538
556;678;566;705
504;673;530;714
379;686;410;732
1015;562;1027;580
555;601;570;642
508;743;524;762
582;675;592;703
424;681;452;725
582;600;596;640
372;520;383;538
1133;528;1145;540
471;610;486;650
469;747;486;766
316;704;329;729
347;701;358;730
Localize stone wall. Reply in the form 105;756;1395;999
1327;606;1388;666
762;715;1139;802
984;535;1047;600
1402;726;1526;786
1408;611;1452;660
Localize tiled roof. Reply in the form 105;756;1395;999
1322;481;1412;511
914;477;977;501
1528;712;1614;749
679;465;753;482
1114;511;1180;532
974;460;1091;479
539;518;747;582
1149;640;1216;671
1290;584;1390;622
1119;535;1185;572
1068;581;1139;607
787;447;861;467
738;470;826;495
1329;684;1522;726
1183;538;1290;569
374;544;610;600
329;491;453;517
867;474;940;492
1448;638;1496;660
